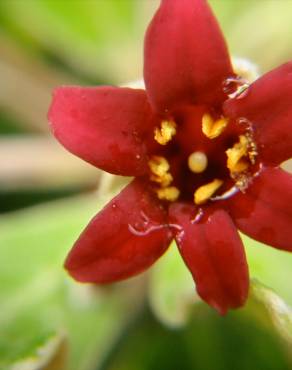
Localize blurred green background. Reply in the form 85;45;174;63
1;1;292;369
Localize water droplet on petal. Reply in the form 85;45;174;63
223;76;250;99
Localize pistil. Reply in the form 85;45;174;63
188;151;208;173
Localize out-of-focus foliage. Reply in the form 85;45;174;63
0;0;150;84
102;287;292;370
1;0;292;369
0;195;144;370
1;0;291;86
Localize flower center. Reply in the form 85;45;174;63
148;112;258;205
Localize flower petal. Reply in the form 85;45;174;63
169;203;249;314
228;167;292;251
224;62;292;165
144;0;233;113
65;179;172;283
48;86;157;176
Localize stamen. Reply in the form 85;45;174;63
151;172;173;188
226;135;249;174
154;120;176;145
157;186;180;202
149;156;180;201
149;156;173;187
149;156;170;176
188;151;208;173
194;179;223;205
202;113;229;139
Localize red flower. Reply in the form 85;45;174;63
48;0;292;314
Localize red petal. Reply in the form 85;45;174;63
169;203;249;314
65;179;172;283
227;167;292;251
224;62;292;165
144;0;233;113
48;86;157;176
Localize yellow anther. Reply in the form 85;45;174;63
226;135;249;174
194;179;223;205
157;186;180;202
149;156;173;187
149;156;170;177
202;113;229;139
154;120;176;145
188;151;208;173
151;172;173;188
